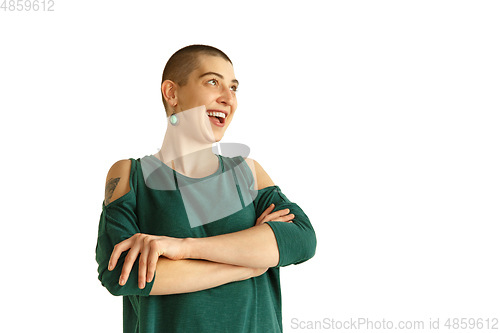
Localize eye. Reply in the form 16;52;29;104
207;79;218;86
230;85;238;92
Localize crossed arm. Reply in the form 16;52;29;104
110;205;292;295
101;158;295;296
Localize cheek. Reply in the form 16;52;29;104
226;114;235;126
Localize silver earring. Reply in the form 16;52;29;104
169;107;179;126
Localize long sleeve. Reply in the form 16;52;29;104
95;162;156;296
253;185;317;267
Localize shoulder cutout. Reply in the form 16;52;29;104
244;157;275;190
104;159;132;206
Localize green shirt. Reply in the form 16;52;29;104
96;154;316;333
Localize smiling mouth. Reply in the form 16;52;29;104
206;111;226;127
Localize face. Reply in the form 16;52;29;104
168;55;239;142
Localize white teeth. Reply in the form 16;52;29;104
206;111;226;119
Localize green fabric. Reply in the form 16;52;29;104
95;154;316;333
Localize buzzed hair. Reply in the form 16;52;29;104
161;45;232;115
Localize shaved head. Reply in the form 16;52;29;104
161;45;232;114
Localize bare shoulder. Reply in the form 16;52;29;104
104;159;132;206
243;157;275;190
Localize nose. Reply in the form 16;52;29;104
217;85;235;107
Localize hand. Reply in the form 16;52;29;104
108;233;187;289
255;203;294;226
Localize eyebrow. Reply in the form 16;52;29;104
198;72;239;86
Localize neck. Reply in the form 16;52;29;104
154;106;220;178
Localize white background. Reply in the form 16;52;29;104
1;1;499;332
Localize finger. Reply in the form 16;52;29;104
277;213;294;221
255;204;275;225
263;209;291;223
256;203;275;224
119;237;144;286
108;237;135;271
283;213;295;221
272;214;295;222
138;238;151;289
146;247;160;283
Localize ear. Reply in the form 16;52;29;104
161;80;178;107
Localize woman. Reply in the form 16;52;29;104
96;45;316;333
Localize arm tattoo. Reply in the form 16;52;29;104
105;177;121;205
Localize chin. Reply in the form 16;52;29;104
211;127;226;143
